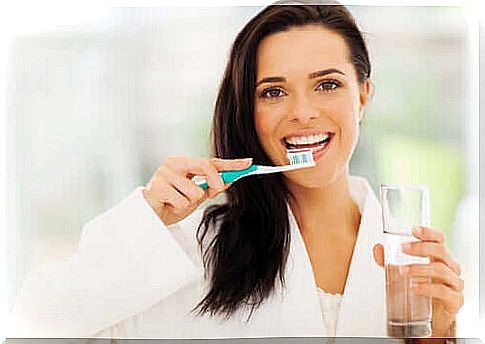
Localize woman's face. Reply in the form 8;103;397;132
254;25;371;189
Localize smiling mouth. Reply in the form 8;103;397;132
282;133;335;153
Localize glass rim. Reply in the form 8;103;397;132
379;184;429;192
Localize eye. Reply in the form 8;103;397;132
259;87;287;99
316;79;342;92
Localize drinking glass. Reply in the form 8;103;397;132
380;184;432;337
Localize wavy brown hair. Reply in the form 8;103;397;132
192;1;371;321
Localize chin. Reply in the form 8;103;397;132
283;164;348;190
283;170;332;189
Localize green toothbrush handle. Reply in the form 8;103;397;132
195;165;258;189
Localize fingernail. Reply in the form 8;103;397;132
412;226;421;235
401;242;411;251
237;158;253;163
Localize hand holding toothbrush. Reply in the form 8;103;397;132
143;149;314;226
143;157;253;226
192;148;315;189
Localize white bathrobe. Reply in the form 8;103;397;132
8;175;387;338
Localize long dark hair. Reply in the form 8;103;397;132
192;1;371;321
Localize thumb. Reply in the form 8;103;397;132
373;243;385;268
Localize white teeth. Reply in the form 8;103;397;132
285;133;330;146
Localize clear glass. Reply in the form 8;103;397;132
380;184;432;338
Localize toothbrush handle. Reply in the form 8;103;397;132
193;165;258;189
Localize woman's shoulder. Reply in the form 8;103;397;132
349;175;372;191
349;175;378;211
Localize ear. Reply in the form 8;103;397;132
358;79;372;122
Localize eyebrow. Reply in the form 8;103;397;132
255;68;345;87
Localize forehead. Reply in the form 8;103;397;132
256;25;352;76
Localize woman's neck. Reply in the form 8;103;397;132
286;173;361;238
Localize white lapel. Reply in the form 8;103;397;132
284;205;328;336
277;176;387;337
226;206;327;337
199;202;327;338
335;176;387;336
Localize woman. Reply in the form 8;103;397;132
10;2;463;339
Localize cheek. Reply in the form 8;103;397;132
343;118;361;158
332;94;360;124
254;111;278;143
341;116;360;147
331;99;360;148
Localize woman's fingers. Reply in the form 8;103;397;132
198;157;252;197
403;262;464;292
401;241;461;276
373;243;384;267
165;156;251;195
165;157;224;194
411;281;464;315
147;178;192;215
157;166;206;204
404;225;461;275
380;224;465;328
415;225;462;274
412;225;446;244
193;159;226;198
144;156;253;225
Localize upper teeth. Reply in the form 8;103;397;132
285;133;330;145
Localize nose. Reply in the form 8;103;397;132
287;92;318;124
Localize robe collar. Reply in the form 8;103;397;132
284;176;387;337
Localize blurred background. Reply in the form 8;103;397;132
6;5;478;336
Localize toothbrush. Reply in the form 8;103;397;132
193;148;316;189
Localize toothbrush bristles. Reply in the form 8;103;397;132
286;148;315;166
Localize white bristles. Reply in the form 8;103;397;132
286;148;315;166
253;148;316;175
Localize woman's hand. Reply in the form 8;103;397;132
373;225;464;337
143;156;252;226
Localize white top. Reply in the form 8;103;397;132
316;287;343;336
9;175;388;338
